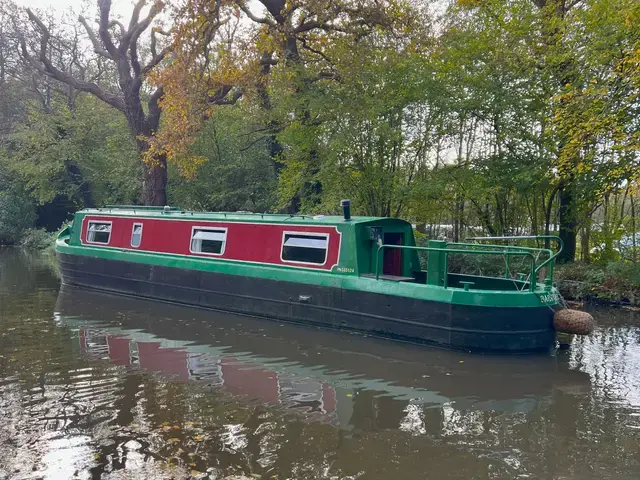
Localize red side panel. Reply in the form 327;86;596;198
80;216;341;270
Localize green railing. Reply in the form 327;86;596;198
374;244;538;292
463;235;563;285
374;235;563;292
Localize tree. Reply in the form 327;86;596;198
272;32;436;216
0;0;31;142
168;105;277;212
0;189;36;244
150;0;415;209
4;95;139;208
19;0;172;205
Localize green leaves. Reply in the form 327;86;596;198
271;34;436;216
0;190;36;245
2;95;139;208
168;105;277;213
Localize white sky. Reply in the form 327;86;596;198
14;0;135;19
13;0;264;19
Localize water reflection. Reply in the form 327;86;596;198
2;249;640;479
568;308;640;410
55;287;591;425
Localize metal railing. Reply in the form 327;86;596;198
374;244;538;292
448;243;552;279
373;236;563;292
463;235;563;284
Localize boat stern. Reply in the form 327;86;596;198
446;286;559;353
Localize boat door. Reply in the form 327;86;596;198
383;232;404;276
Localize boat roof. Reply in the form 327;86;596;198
77;206;398;226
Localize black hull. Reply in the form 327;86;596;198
57;253;556;353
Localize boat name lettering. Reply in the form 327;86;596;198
336;267;355;273
540;293;559;304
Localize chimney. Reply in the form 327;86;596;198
340;199;351;221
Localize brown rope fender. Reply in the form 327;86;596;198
553;309;596;335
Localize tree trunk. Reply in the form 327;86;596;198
22;3;173;208
558;182;576;262
632;195;637;263
141;154;167;206
581;217;591;263
603;193;612;258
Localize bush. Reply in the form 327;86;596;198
0;190;37;245
20;228;55;251
555;261;640;304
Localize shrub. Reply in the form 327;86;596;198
555;261;640;304
0;191;37;245
20;228;55;251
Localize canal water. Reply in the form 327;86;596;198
1;249;639;479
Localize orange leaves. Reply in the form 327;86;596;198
147;0;423;176
143;0;255;175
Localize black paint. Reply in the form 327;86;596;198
57;253;556;353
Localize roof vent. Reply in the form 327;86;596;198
340;199;351;221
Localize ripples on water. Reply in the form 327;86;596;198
1;249;640;479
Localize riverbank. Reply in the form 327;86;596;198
556;261;640;307
0;228;56;252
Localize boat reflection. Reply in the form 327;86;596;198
54;286;590;431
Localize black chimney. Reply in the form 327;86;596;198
340;199;351;221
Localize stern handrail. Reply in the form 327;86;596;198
374;244;537;292
464;235;563;283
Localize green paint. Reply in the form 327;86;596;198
77;206;380;226
426;240;447;286
57;208;562;310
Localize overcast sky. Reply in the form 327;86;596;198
13;1;155;21
13;0;265;19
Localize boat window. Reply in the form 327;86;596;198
190;228;226;255
86;221;112;244
130;223;143;248
281;233;328;265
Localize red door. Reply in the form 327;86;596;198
383;233;404;276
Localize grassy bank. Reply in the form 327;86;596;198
555;262;640;306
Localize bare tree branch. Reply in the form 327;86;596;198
108;19;126;37
130;36;142;76
127;1;162;47
78;15;113;59
143;45;171;75
127;2;164;77
97;0;119;58
23;8;125;111
149;26;171;58
236;1;275;26
300;37;333;65
127;0;147;34
207;85;243;106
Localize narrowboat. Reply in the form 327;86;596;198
55;201;593;353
